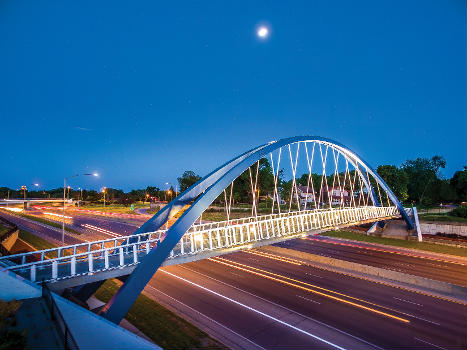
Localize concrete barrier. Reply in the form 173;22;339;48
420;222;467;237
259;245;467;302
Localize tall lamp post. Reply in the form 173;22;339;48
102;187;106;208
63;173;98;246
165;182;178;198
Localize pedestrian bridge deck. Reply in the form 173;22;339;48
0;206;398;291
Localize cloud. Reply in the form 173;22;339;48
74;126;92;131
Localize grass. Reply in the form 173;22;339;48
418;213;467;223
17;213;81;235
76;204;145;215
95;280;228;350
201;211;253;222
321;230;467;257
0;224;11;238
18;229;56;251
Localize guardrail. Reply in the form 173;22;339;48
42;283;79;350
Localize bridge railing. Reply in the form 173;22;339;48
177;206;398;256
1;206;398;284
0;230;165;265
4;236;162;282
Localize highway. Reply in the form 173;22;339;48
2;209;466;349
277;236;467;286
149;252;466;350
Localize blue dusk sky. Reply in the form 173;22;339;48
0;1;465;191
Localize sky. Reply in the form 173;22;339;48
0;0;465;192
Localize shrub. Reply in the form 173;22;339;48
451;206;467;218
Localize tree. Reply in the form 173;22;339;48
177;171;202;192
401;156;446;204
450;166;467;202
376;165;409;201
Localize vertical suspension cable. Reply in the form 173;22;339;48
228;181;234;223
364;169;376;206
270;148;282;214
376;180;383;207
304;142;316;211
249;167;257;217
287;143;301;212
343;158;351;208
335;151;345;209
349;161;358;208
321;145;332;209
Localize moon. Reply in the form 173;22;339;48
257;26;269;39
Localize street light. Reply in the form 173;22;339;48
165;182;178;198
63;173;98;246
78;187;83;207
102;187;107;208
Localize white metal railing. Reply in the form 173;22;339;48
1;206;398;284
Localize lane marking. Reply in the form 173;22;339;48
144;284;267;350
216;257;446;324
215;256;414;315
297;295;321;305
211;257;410;323
393;297;423;307
161;269;349;350
82;224;121;238
414;337;448;350
272;244;467;306
179;265;384;350
398;312;440;326
244;249;303;265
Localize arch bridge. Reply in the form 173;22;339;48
0;136;415;324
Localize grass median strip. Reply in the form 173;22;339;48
78;204;144;215
322;230;467;257
0;224;11;238
95;280;229;350
18;229;56;251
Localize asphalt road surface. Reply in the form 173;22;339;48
277;237;467;286
149;252;466;350
2;210;466;349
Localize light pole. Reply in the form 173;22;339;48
78;187;83;207
165;182;178;198
63;173;98;246
102;187;106;208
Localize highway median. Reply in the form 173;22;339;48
259;245;467;305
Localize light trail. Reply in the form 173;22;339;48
306;237;466;266
43;212;72;219
161;269;349;350
243;249;303;265
209;256;410;323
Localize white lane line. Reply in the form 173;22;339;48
297;295;321;305
82;224;120;238
144;284;266;350
393;297;423;307
400;312;440;326
414;337;448;350
161;270;349;350
180;265;383;350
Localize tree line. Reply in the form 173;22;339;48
0;156;465;206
